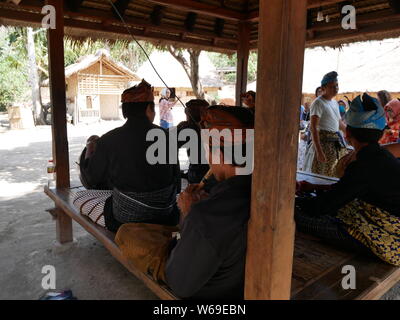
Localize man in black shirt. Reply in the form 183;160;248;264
165;106;254;299
80;79;179;231
296;93;400;266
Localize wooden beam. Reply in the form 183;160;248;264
0;5;237;52
214;18;225;37
46;0;73;245
65;0;84;12
307;0;344;9
247;0;345;21
111;0;131;18
245;0;307;300
150;5;165;26
184;12;197;32
147;0;246;21
306;18;400;47
46;0;70;189
308;8;400;33
235;22;250;106
9;1;238;45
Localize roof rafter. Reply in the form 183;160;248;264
146;0;246;21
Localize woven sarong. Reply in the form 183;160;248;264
113;184;177;224
337;200;400;266
304;130;347;178
73;190;112;227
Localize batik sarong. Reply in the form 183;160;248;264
304;130;347;177
337;200;400;266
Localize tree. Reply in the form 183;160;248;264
167;46;205;99
208;51;258;84
27;27;44;125
0;27;30;112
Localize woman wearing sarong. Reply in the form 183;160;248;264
296;93;400;266
303;72;347;177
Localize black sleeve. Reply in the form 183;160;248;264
165;219;221;298
303;161;369;216
81;138;109;188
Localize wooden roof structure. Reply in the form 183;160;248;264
1;0;400;52
1;0;400;300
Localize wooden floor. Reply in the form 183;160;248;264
44;172;400;300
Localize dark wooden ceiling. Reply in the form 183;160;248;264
0;0;399;51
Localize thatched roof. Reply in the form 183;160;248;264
248;37;400;93
136;50;223;88
42;49;139;85
1;0;400;52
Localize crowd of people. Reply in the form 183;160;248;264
71;74;400;300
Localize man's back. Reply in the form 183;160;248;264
83;116;177;192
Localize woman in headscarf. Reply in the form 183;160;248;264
296;93;400;266
380;98;400;145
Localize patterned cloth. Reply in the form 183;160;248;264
112;184;177;224
159;99;174;123
304;130;347;177
294;203;369;253
336;199;400;266
73;190;112;227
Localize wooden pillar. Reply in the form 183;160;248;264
47;0;73;243
47;0;70;189
235;22;250;106
245;0;307;300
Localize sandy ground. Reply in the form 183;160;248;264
0;108;188;300
0;109;399;300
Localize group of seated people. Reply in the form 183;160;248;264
74;79;400;300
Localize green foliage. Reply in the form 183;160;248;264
208;51;258;84
63;38;154;72
0;27;29;111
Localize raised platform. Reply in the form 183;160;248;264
44;172;400;300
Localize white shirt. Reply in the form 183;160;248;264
310;97;341;132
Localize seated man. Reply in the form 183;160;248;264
177;99;210;184
78;79;180;232
296;93;400;266
165;106;254;299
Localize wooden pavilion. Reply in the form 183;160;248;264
1;0;400;300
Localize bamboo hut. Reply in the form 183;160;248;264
1;0;400;300
42;49;140;123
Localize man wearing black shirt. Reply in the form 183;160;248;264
165;106;254;299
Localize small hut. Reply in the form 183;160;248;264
43;49;140;123
136;51;223;104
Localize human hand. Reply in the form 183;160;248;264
177;184;208;221
316;150;327;163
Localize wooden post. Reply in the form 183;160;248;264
235;22;250;106
47;0;70;189
47;0;73;243
245;0;307;300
